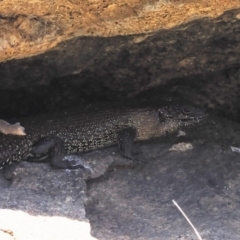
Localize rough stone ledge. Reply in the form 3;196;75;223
0;116;240;239
1;0;239;62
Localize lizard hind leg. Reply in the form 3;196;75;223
31;136;56;155
31;136;85;169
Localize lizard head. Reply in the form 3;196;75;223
158;105;207;124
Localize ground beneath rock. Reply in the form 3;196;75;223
87;143;240;240
86;117;240;240
0;116;240;239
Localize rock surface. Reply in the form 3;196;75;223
0;2;240;122
1;1;240;239
1;0;239;61
1;115;240;239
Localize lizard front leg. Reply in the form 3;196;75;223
118;127;146;162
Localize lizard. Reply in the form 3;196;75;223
0;102;207;169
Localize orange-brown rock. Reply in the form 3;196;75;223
0;0;239;61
